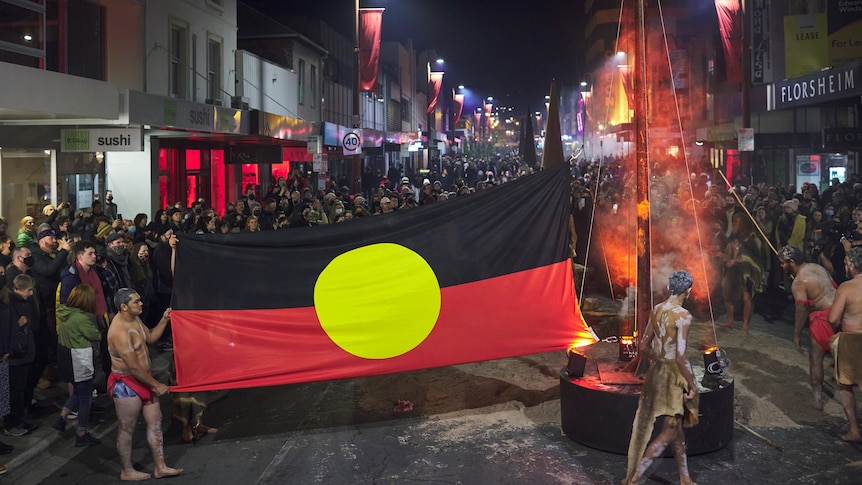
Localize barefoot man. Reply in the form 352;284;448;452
624;270;699;485
107;288;182;481
777;245;836;411
828;247;862;441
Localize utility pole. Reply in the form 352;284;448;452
352;0;361;194
741;0;752;185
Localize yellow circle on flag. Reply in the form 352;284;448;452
314;243;441;359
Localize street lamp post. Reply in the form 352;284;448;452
353;0;361;194
426;58;444;175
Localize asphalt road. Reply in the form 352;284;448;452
5;291;862;484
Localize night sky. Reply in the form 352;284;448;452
240;0;582;116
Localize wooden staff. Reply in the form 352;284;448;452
718;171;779;256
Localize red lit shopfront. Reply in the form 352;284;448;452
155;139;312;216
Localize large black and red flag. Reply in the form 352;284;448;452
170;164;593;392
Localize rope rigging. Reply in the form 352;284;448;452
577;0;724;354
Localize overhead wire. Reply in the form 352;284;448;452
151;43;306;120
578;0;627;305
657;0;719;347
581;0;724;351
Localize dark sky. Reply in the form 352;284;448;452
240;0;581;116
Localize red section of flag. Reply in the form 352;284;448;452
359;9;384;92
427;72;444;114
171;260;592;392
453;92;464;125
714;0;742;83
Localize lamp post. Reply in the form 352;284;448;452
353;0;361;194
579;81;590;162
427;58;444;175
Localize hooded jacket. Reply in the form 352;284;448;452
7;290;39;366
56;304;101;383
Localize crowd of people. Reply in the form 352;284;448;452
0;154;532;478
1;152;862;477
570;155;862;450
571;157;862;326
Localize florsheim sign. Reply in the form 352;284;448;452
61;127;143;152
771;60;862;110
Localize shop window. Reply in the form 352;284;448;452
57;151;104;214
298;59;306;105
158;148;179;210
1;149;52;228
186;149;200;208
207;36;222;103
310;64;317;109
0;1;44;69
170;19;189;99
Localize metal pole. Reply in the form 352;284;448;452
740;0;752;185
352;0;361;194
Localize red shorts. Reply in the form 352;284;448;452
809;309;833;353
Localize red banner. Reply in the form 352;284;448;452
618;64;635;109
714;0;742;83
359;9;384;92
427;71;444;114
453;92;464;125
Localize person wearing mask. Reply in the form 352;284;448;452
4;247;32;291
129;242;155;326
52;284;102;446
257;198;278;231
103;233;132;317
103;190;118;220
4;274;39;437
0;269;14;466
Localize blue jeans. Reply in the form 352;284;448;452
61;379;94;432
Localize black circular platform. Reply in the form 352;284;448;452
560;362;734;455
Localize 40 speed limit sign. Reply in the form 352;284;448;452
343;130;362;156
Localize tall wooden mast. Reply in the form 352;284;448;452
634;0;651;344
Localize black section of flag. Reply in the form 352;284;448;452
173;163;572;310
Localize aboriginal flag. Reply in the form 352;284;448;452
170;164;593;392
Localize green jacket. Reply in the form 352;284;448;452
56;304;101;383
16;229;33;249
57;304;100;349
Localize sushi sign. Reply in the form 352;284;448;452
61;128;143;152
